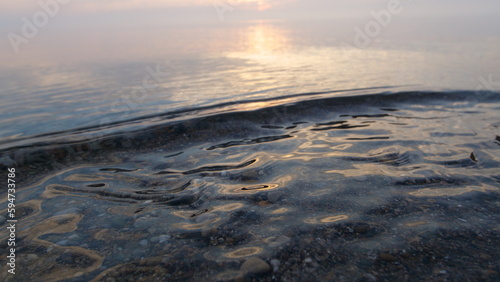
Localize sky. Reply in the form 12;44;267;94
0;0;499;31
1;0;500;66
1;0;500;19
0;1;498;36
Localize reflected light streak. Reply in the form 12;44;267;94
244;23;290;54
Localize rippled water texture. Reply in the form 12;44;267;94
1;92;499;281
1;20;500;144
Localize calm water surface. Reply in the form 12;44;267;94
1;18;499;145
0;16;499;281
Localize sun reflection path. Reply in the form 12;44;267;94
244;23;290;54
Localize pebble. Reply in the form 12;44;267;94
139;239;148;246
365;273;377;281
238;170;260;181
353;176;368;182
268;235;291;248
57;253;75;264
270;259;280;272
134;217;157;229
56;240;68;246
257;201;272;207
379;253;397;262
240;257;271;274
267;191;285;203
245;210;259;221
0;215;6;225
68;234;79;240
0;156;16;166
27;254;38;261
150;236;159;243
114;253;126;262
159;235;171;243
132;249;144;257
315;237;327;246
299;226;309;232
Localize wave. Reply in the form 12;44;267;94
1;89;499;170
1;89;499;281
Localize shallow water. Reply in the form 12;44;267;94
1;19;500;145
1;10;500;280
1;91;499;281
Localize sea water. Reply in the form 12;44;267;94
0;18;499;281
